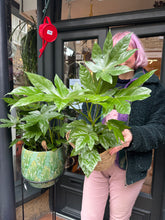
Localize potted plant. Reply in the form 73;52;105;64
2;30;154;178
0;93;69;188
64;31;155;177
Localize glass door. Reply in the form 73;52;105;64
54;29;107;178
54;29;107;219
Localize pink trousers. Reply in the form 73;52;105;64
81;163;145;220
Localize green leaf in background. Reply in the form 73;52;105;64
3;95;20;106
54;123;68;138
21;124;42;141
0;114;20;128
9;139;21;148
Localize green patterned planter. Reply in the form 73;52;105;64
21;145;67;188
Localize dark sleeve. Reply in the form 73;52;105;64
128;83;165;152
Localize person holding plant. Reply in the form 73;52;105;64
80;32;165;220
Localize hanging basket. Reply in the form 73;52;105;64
21;145;67;188
94;150;116;171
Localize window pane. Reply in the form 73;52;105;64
62;0;160;20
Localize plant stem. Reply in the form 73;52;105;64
96;78;102;94
49;127;53;145
93;105;102;124
70;104;90;121
87;102;94;124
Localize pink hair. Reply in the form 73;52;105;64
112;31;148;70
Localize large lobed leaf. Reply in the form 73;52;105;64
21;104;64;135
25;72;58;95
54;74;69;97
78;148;101;177
79;65;97;92
67;120;98;152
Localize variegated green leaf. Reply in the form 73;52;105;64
11;93;55;109
54;74;69;97
107;119;130;141
103;31;113;57
92;43;102;63
78;148;101;177
26;72;57;95
8;86;41;96
128;70;155;88
79;65;96;92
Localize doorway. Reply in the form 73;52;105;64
50;8;165;220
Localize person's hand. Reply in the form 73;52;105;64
66;131;75;148
109;129;133;155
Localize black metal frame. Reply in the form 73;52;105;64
54;8;165;32
54;28;107;80
0;0;16;219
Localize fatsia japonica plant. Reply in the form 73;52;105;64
0;30;155;176
0;96;71;151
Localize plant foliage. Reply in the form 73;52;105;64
0;95;70;151
0;30;155;176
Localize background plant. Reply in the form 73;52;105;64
21;21;37;73
10;17;37;73
0;95;70;151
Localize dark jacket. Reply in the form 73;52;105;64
126;68;165;184
81;68;165;185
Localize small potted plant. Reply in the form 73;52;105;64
2;30;154;178
0;89;69;188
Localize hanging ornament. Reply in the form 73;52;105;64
38;16;58;58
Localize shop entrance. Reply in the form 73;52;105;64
49;8;165;220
